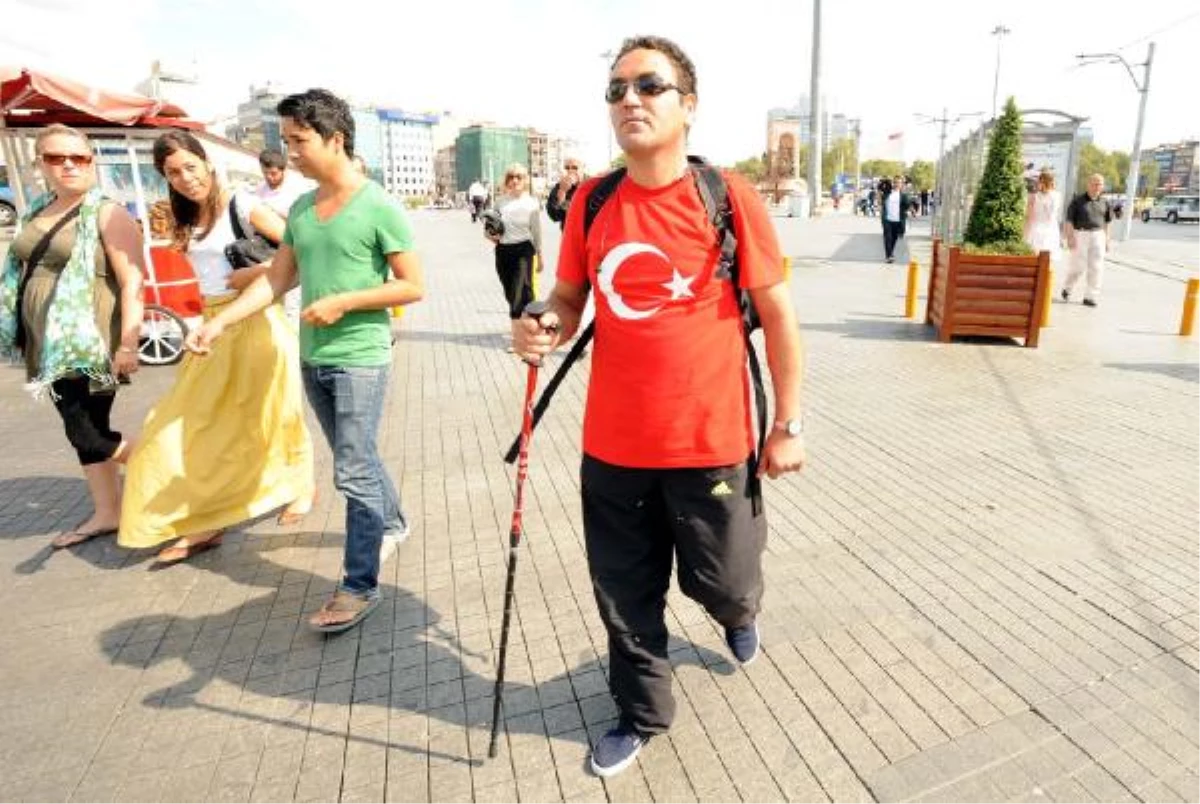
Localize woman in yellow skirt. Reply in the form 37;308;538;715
118;131;315;563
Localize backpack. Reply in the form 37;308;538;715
504;156;768;501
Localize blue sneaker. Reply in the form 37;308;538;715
589;724;648;778
725;621;760;666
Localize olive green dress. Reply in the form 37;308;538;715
10;203;121;381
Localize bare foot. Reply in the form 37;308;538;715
155;530;224;564
277;489;318;526
51;516;118;549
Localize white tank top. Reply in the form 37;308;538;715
189;190;258;297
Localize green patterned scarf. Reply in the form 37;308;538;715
0;187;115;399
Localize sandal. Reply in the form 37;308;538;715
277;490;318;527
51;523;117;549
155;530;224;565
308;591;380;633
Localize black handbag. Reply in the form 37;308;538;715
223;194;278;269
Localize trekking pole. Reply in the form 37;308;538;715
489;301;552;760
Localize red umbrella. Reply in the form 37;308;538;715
0;66;196;128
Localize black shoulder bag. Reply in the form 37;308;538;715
224;195;279;269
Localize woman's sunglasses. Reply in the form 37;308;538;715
605;73;683;104
41;152;94;167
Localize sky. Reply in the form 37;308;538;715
3;0;1198;171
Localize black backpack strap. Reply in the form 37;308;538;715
583;168;626;238
503;171;627;463
14;204;83;353
689;157;766;513
228;193;247;240
503;321;595;463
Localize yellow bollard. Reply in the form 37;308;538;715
531;253;540;299
1181;277;1199;337
1041;268;1054;328
783;256;792;284
905;259;919;319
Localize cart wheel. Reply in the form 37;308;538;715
139;304;189;365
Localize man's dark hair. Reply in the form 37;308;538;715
258;148;287;169
277;89;356;157
610;35;697;96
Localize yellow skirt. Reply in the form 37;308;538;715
118;299;314;547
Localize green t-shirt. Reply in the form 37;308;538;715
283;181;414;366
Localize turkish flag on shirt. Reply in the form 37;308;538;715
557;170;784;468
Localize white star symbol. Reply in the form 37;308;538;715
662;268;696;300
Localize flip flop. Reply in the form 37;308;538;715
51;525;117;550
155;531;224;565
308;591;380;634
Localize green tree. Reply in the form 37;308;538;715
908;160;935;191
1111;151;1130;193
964;96;1026;249
861;159;905;181
610;154;627;170
1075;143;1120;193
1139;159;1160;197
732;155;766;184
822;137;857;188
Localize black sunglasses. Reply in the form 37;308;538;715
605;73;683;104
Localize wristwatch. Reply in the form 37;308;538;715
774;417;804;437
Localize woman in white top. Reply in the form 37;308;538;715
486;163;542;322
118;130;315;564
1025;169;1063;262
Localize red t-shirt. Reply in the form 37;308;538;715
557;169;784;468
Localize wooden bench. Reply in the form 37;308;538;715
925;238;1050;348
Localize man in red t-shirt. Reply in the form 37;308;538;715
513;35;806;778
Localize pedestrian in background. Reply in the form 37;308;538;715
880;174;910;264
545;157;583;230
486;163;541;326
255;148;310;324
1061;173;1112;308
467;179;488;222
1024;169;1063;266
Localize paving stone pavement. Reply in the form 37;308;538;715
0;211;1196;803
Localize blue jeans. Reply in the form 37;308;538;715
301;363;406;597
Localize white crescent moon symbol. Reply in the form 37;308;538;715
597;242;669;321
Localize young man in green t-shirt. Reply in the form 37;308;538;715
186;89;424;633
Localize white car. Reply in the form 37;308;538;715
1142;194;1199;224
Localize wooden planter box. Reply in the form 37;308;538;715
925;238;1050;348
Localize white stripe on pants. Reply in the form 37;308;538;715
1064;229;1107;300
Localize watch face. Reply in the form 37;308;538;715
787;419;803;436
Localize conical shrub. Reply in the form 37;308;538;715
964;97;1026;250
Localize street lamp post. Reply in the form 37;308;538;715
915;109;983;238
851;118;862;196
807;0;822;218
1076;43;1156;242
600;50;615;167
990;24;1011;119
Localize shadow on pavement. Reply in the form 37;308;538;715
97;548;734;768
0;475;89;541
801;317;940;343
1104;361;1200;383
395;329;510;351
